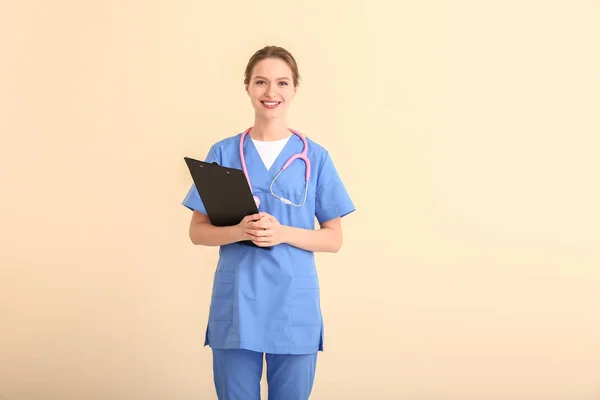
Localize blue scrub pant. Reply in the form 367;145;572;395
212;348;318;400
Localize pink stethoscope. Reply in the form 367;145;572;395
239;126;311;209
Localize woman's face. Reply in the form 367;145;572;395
246;58;297;121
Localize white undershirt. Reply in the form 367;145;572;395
251;135;291;170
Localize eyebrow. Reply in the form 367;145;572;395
254;76;291;81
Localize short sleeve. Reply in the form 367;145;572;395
315;151;355;224
181;145;220;214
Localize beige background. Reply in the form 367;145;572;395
1;0;599;399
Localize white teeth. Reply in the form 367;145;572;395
263;101;279;106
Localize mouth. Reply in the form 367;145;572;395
261;101;281;109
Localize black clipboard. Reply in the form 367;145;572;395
184;157;271;249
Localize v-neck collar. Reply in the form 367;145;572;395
246;133;295;172
250;135;292;171
242;132;300;187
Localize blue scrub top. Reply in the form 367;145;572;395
182;132;355;355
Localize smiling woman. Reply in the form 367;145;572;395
243;47;300;134
181;45;355;400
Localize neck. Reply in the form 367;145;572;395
249;117;290;141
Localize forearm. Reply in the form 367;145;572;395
282;225;342;253
189;223;242;247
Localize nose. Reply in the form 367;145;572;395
266;84;277;98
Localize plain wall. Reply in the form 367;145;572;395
1;0;599;399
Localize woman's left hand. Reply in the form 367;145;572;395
244;212;287;247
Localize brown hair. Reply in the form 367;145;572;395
244;46;300;87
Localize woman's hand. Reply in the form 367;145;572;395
235;213;264;242
244;212;287;247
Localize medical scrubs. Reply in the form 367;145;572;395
182;132;355;399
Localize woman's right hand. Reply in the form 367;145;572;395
237;213;264;241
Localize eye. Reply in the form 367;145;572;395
256;80;265;85
279;81;288;86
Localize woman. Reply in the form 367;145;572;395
182;45;355;400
